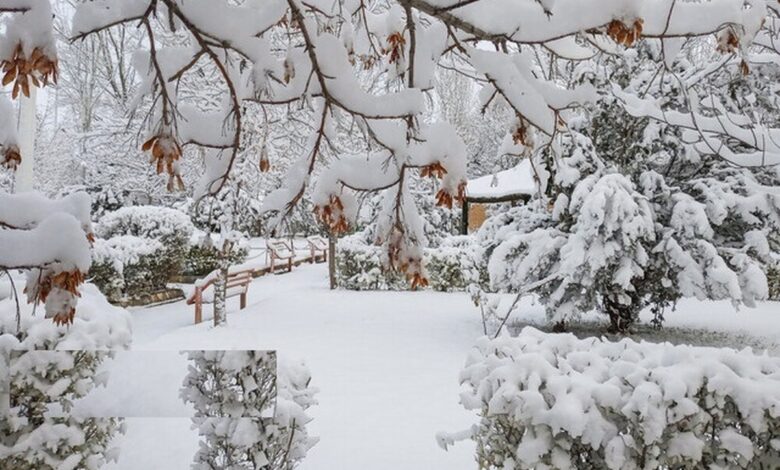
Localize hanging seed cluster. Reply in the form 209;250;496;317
315;195;349;235
142;133;185;191
2;146;21;170
2;45;58;99
259;146;271;172
716;28;740;54
420;162;447;179
606;19;644;47
435;181;467;209
384;31;406;64
386;230;429;290
25;270;85;326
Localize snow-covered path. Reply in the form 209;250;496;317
121;263;483;470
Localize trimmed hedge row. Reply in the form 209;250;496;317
449;328;780;469
336;234;486;291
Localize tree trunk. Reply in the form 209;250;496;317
213;240;233;326
213;267;228;327
603;295;636;334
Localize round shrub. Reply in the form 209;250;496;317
90;235;173;302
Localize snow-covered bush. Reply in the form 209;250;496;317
92;206;195;299
90;236;173;302
182;243;249;278
2;351;125;470
0;284;131;469
180;352;317;469
426;237;486;292
181;351;278;419
447;328;780;469
95;205;194;244
268;359;319;468
336;234;405;291
337;233;485;291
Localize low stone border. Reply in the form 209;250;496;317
113;287;185;307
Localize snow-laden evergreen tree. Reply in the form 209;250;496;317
1;350;125;470
180;351;317;469
483;41;780;332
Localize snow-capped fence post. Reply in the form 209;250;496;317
328;233;337;289
446;328;780;469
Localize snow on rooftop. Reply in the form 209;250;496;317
466;158;536;200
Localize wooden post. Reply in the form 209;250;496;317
328;234;337;290
461;199;469;235
194;287;202;324
240;290;247;310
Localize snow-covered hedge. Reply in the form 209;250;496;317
0;284;131;469
336;234;485;291
90;236;173;302
181;243;249;278
91;206;195;301
449;328;780;469
336;235;404;290
95;205;194;243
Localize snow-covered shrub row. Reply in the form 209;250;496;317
91;206;195;300
336;233;485;291
181;240;249;278
336;234;405;290
0;285;131;469
90;236;173;302
427;236;488;292
180;352;317;469
452;328;780;469
95;205;194;243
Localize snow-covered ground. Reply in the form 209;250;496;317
112;264;482;470
106;263;780;469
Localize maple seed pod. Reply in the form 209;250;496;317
1;44;59;99
420;162;447;179
606;19;643;47
26;270;86;326
142;133;185;191
385;31;406;64
314;195;349;235
259;147;271;172
716;28;740;54
512;119;529;146
2;146;22;171
435;188;454;209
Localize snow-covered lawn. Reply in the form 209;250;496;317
115;264;482;469
108;263;780;469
